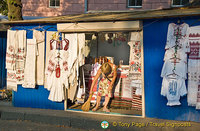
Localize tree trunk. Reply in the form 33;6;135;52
7;0;23;21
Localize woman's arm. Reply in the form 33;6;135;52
108;64;117;91
89;68;101;94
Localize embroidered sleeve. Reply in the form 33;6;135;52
63;39;69;51
47;59;55;74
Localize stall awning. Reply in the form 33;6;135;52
1;7;200;25
57;21;142;32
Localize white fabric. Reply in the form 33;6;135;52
45;31;56;87
15;30;26;84
121;77;133;101
131;80;142;95
6;30;16;70
161;60;187;79
6;30;26;91
47;50;69;102
33;30;45;85
187;60;200;106
165;23;190;52
91;62;101;77
161;76;187;106
65;33;78;71
128;32;142;73
114;78;121;97
6;70;17;91
130;32;141;41
77;68;85;99
164;48;187;63
187;26;200;108
22;39;37;88
78;33;85;66
45;37;69;102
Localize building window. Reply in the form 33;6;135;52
49;0;60;8
128;0;142;8
172;0;189;7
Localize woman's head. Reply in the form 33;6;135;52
101;62;112;76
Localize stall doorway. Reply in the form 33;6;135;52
67;31;144;116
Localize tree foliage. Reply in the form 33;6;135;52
7;0;23;21
0;0;8;16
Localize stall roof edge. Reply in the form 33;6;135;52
1;7;200;24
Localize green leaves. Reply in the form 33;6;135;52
0;0;8;16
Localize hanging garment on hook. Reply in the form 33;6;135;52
45;50;69;102
161;76;187;106
165;23;190;53
45;35;70;102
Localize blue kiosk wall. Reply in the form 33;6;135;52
12;24;64;110
0;31;7;89
143;16;200;122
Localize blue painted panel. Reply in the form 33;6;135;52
13;86;64;110
12;24;64;110
0;31;7;89
143;17;200;122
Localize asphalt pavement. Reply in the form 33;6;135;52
0;101;200;131
0;119;86;131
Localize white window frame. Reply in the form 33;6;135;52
49;0;60;8
171;0;190;7
127;0;142;8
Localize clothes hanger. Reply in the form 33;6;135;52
167;69;178;79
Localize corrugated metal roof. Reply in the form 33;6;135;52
1;7;200;24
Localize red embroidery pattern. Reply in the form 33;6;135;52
189;33;200;37
189;41;200;59
63;61;68;71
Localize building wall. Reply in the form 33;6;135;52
22;0;171;17
21;0;85;17
143;16;200;122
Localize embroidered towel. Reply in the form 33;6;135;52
6;30;17;91
15;30;26;84
187;26;200;108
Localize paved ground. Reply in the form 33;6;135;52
0;119;86;131
0;101;200;131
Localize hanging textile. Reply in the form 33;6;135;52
45;36;69;102
76;67;86;104
131;80;142;96
161;23;189;106
15;30;26;84
6;30;17;91
78;33;86;67
128;32;142;73
22;39;37;88
6;30;26;91
187;26;200;109
161;76;187;106
33;30;45;85
44;31;57;89
64;33;80;102
121;77;133;101
65;33;78;71
165;23;190;52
